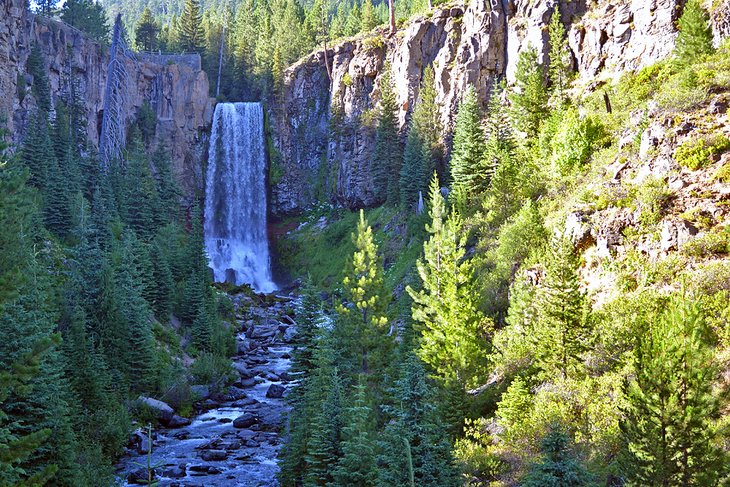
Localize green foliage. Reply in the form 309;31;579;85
135;8;161;52
408;175;491;388
522;427;592;487
547;107;607;175
674;0;714;65
26;45;51;112
373;67;403;206
547;7;572;105
61;0;110;45
449;87;485;208
509;46;548;138
674;135;730;170
621;297;728;486
179;0;205;53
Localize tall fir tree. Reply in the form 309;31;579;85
522;427;592;487
534;235;588;379
621;297;727;486
372;67;403;206
547;8;572;105
509;46;548;139
449;86;485;209
135;7;161;52
675;0;714;64
26;45;52;112
61;0;110;44
407;174;491;387
179;0;206;54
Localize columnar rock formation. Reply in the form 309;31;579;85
270;0;730;215
0;0;213;194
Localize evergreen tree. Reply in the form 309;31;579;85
20;113;55;191
35;0;58;16
621;298;727;486
407;174;491;387
379;353;459;487
360;0;378;32
547;8;572;105
509;46;548;139
534;235;588;379
335;210;391;379
449;86;484;208
61;0;110;44
372;67;402;206
26;45;52;112
135;7;161;52
400;65;441;210
331;380;378;487
675;0;714;64
179;0;205;54
522;427;592;487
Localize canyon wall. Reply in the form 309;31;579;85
271;0;730;215
0;0;213;195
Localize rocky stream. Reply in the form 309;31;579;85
117;292;298;486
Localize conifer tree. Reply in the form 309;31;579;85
400;65;441;210
675;0;714;64
331;380;378;487
379;353;459;486
522;427;592;487
61;0;110;44
449;87;484;208
336;210;391;378
360;0;378;32
179;0;206;54
20;113;55;190
373;67;402;206
509;46;548;139
534;235;588;379
408;174;491;387
547;8;572;105
35;0;58;16
622;298;727;486
26;45;52;112
135;8;161;52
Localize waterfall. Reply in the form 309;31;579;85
204;102;276;293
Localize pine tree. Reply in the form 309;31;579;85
372;67;403;206
509;46;548;139
360;0;378;32
135;7;161;52
534;235;588;379
449;86;484;208
336;210;391;379
675;0;714;64
26;45;52;112
61;0;110;44
547;8;572;105
20;113;55;190
621;297;727;486
400;65;441;210
35;0;58;16
522;427;592;487
331;380;378;487
150;242;173;320
407;174;491;387
379;353;459;486
179;0;205;54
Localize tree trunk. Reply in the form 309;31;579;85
389;0;396;34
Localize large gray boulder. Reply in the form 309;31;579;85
138;396;174;423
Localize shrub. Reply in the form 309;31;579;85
342;72;353;87
681;227;729;257
674;135;730;170
636;177;672;227
549;107;608;175
714;163;730;183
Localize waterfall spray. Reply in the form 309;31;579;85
204;102;276;293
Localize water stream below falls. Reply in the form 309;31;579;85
117;294;297;486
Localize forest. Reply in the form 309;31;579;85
2;0;730;486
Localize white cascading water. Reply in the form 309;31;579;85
204;102;276;293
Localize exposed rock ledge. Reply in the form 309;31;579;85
270;0;730;215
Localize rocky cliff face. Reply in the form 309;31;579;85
0;0;213;195
271;0;729;215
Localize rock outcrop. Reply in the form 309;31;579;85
0;0;213;195
271;0;730;215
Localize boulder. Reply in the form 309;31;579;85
232;398;258;407
265;384;285;399
162;464;186;479
233;413;257;428
200;449;228;461
232;362;253;378
138;396;174;423
190;385;211;400
166;414;192;428
127;468;157;485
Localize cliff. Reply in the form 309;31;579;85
271;0;730;215
0;0;213;195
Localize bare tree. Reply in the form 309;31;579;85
389;0;396;34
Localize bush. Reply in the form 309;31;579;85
674;135;730;170
636;177;672;227
549;107;608;175
714;163;730;183
681;228;729;257
190;352;233;387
